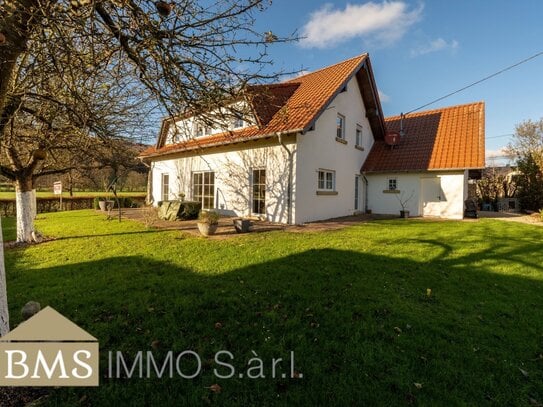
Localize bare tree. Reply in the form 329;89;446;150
0;1;292;240
507;118;543;169
0;0;294;333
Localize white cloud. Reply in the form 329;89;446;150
378;89;390;103
300;1;424;49
410;38;459;57
485;147;514;165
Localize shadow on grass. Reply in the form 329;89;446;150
5;243;543;406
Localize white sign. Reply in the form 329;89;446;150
53;181;62;195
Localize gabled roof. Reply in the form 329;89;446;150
362;102;485;173
140;54;385;159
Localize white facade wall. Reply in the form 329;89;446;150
294;76;375;224
365;171;467;219
150;139;295;224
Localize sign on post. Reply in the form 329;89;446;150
53;181;62;210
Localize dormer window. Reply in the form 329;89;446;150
195;122;212;138
232;113;245;129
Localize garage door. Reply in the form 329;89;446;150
421;177;443;217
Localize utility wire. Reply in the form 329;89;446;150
405;50;543;115
487;134;514;139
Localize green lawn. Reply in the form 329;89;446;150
3;211;543;405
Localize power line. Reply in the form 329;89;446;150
406;50;543;115
486;134;514;139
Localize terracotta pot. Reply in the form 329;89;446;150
197;222;218;236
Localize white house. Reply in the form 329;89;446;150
140;54;485;223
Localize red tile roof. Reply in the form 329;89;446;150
140;54;383;158
362;102;485;172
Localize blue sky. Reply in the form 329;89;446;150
253;0;543;165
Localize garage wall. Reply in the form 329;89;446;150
365;171;467;219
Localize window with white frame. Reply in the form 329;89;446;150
356;124;363;146
161;173;170;201
388;178;397;191
318;169;335;191
195;122;212;137
193;171;215;209
232;112;245;129
336;114;345;140
251;169;266;215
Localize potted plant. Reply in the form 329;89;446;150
233;218;251;233
395;190;415;218
96;197;115;212
197;210;220;236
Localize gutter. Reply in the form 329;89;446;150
140;129;304;161
276;132;294;225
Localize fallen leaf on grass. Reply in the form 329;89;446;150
414;382;423;389
519;368;529;378
208;384;222;394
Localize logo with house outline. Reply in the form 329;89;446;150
0;306;99;386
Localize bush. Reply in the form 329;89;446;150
517;154;543;211
198;210;220;225
179;201;201;220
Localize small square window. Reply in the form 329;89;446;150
318;170;335;191
336;114;345;140
388;178;397;191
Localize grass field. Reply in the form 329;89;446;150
3;211;543;405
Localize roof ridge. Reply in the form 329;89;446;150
385;101;485;121
284;53;368;83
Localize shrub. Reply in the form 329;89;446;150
179;201;201;220
198;210;220;225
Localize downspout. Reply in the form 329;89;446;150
276;132;293;225
362;174;369;213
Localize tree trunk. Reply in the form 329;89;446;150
15;177;38;243
0;216;9;336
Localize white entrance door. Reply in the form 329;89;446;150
421;177;442;217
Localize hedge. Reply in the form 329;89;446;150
0;195;146;217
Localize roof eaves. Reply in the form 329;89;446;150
140;128;302;160
302;55;368;134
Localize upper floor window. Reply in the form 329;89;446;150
232;113;245;129
195;123;212;138
355;124;363;147
336;114;345;140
